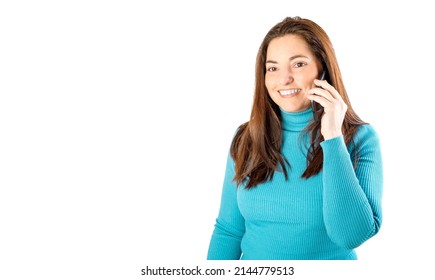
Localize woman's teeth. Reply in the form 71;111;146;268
279;89;301;96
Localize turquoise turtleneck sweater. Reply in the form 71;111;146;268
207;108;383;260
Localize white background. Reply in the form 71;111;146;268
1;0;434;279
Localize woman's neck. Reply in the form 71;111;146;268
280;107;314;132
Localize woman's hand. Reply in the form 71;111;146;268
307;79;347;140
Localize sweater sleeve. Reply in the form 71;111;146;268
207;151;245;260
320;124;383;249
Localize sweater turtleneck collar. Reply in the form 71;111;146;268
280;107;314;132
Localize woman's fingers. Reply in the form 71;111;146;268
307;80;348;140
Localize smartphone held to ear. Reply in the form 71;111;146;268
311;70;326;121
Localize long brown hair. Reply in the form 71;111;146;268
231;16;366;189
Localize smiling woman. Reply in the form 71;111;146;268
207;16;383;260
265;35;321;112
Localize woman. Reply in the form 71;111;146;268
207;16;383;260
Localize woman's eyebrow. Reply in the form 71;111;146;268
265;59;278;64
265;55;309;64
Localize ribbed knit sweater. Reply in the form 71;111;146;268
207;107;383;260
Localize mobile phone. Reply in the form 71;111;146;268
311;70;326;121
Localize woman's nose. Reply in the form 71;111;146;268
279;69;293;85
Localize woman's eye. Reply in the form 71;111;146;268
267;66;277;72
294;62;306;68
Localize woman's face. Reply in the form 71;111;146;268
265;34;322;112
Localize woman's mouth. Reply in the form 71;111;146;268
279;88;301;97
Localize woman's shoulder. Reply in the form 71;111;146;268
352;123;381;151
355;123;380;140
